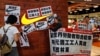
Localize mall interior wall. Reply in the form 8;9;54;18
0;0;68;56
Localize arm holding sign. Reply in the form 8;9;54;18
48;16;62;32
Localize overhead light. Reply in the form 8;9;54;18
84;0;92;1
78;9;83;11
85;8;89;10
93;5;99;8
70;1;75;3
69;11;72;14
68;19;72;23
74;11;77;13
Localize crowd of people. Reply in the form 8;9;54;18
68;16;100;32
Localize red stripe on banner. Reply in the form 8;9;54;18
52;54;89;56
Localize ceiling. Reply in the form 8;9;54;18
68;0;100;15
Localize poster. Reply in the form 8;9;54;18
27;8;40;18
78;23;87;30
49;31;93;56
46;14;55;25
36;21;48;30
5;5;20;15
4;16;20;25
21;24;36;34
40;6;53;16
20;32;30;47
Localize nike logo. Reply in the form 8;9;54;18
21;14;51;25
47;16;54;23
6;8;17;12
36;22;45;28
24;25;31;32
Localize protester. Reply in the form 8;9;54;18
82;16;91;30
48;16;62;32
71;19;78;29
0;15;20;56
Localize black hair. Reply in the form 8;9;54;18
6;15;17;24
85;16;89;18
55;16;61;22
73;18;77;22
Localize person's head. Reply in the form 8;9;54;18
54;16;61;23
85;16;90;20
71;19;77;24
6;15;17;24
83;16;90;23
85;16;89;18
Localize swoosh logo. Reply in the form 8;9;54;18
21;14;50;25
36;22;44;28
47;16;54;23
6;8;17;12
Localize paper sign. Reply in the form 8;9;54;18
40;6;53;16
5;5;20;15
20;32;30;47
49;31;93;56
21;24;36;34
27;8;40;18
46;14;55;25
36;21;48;30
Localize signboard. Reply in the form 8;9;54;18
49;31;93;56
36;21;48;30
27;8;40;18
40;6;53;16
5;5;20;15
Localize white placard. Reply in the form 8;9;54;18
5;5;20;15
49;31;93;56
4;16;20;25
21;24;36;34
46;14;55;25
20;32;30;47
78;23;87;30
40;6;53;16
27;8;40;18
36;21;48;30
